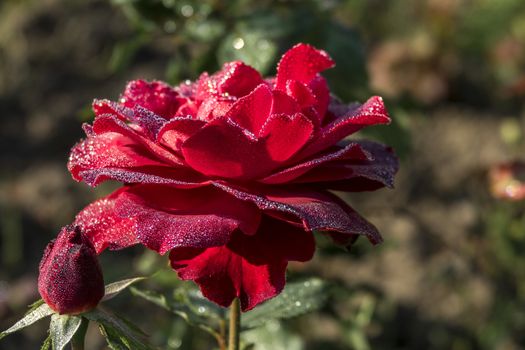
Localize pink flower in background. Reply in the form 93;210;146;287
38;226;104;315
68;43;398;311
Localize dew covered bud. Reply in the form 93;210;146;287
38;225;104;314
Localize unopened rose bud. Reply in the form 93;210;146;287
38;226;104;314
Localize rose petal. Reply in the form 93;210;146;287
259;113;314;162
92;114;185;166
73;189;138;253
295;96;391;159
291;140;399;191
276;43;335;90
170;216;315;311
68;132;168;182
224;84;273;134
260;142;370;184
212;182;382;244
120;80;185;119
215;61;264;97
114;185;261;254
157;117;206;153
78;167;208;188
308;75;330;122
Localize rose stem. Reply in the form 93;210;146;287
71;317;88;350
228;298;241;350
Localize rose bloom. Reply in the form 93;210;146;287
38;226;105;315
69;43;398;311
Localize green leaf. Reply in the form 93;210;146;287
84;308;154;350
242;320;303;350
242;278;328;329
49;314;82;350
103;277;147;301
0;302;53;340
41;334;52;350
130;287;223;341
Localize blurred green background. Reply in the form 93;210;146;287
1;0;525;349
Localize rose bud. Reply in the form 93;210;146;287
38;225;105;314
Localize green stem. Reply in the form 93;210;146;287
228;298;241;350
71;317;88;350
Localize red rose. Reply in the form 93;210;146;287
69;43;398;311
38;226;105;315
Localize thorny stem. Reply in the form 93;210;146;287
71;317;88;350
228;298;241;350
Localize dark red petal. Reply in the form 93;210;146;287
290;140;399;190
113;185;261;254
73;190;138;253
296;96;391;159
259;113;313;162
196;98;235;121
93;99;135;121
157;117;206;153
286;80;317;108
92;114;184;166
224;84;273;134
260;142;370;184
212;182;382;244
170;216;315;311
132;106;166;139
270;90;300;115
78;167;209;188
215;61;264;97
308;75;330;121
276;43;335;90
182;118;274;179
68;132;168;182
120;79;185;119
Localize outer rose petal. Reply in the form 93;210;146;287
276;43;335;89
68;132;168;182
113;185;261;254
260;142;370;184
296;96;391;159
291;140;399;191
170;216;315;311
212;182;382;245
73;189;138;253
92;114;185;166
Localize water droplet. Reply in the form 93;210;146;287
197;306;206;313
181;5;194;17
295;301;302;307
233;37;245;50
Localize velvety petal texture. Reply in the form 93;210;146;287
38;226;105;315
67;43;399;311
